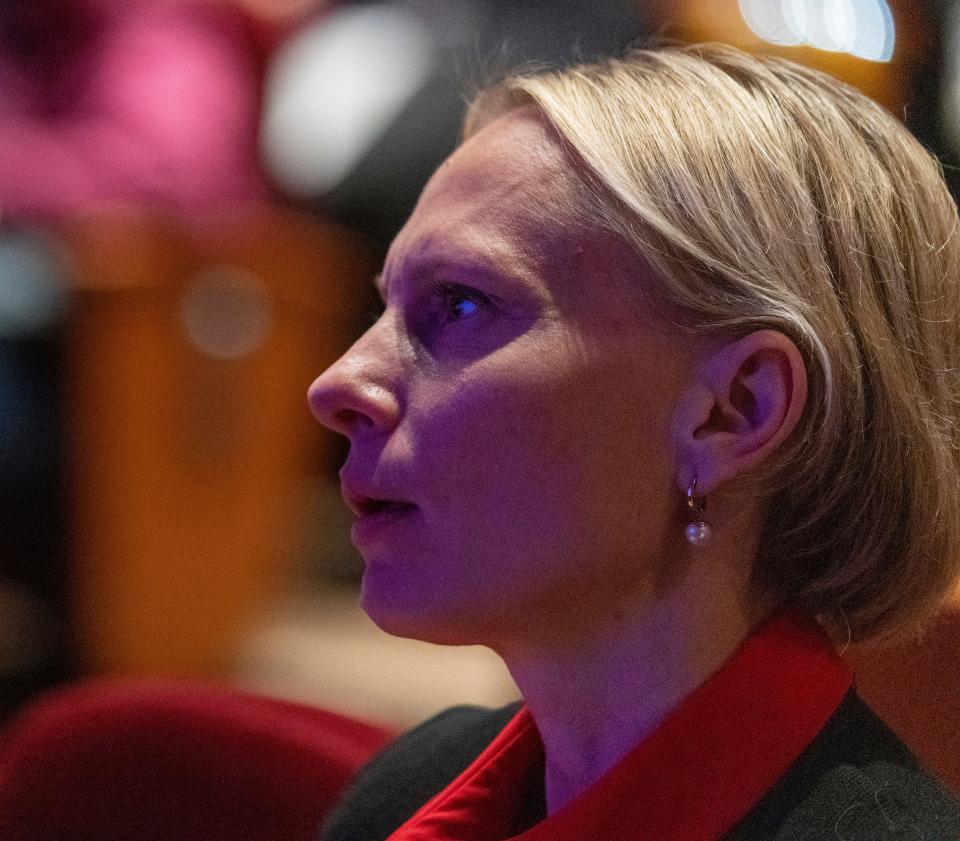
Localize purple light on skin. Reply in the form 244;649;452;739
351;503;419;547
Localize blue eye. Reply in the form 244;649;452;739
430;281;487;324
448;296;478;320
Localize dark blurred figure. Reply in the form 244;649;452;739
0;227;71;721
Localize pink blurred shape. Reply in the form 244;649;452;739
0;0;270;221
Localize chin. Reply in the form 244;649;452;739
359;577;491;648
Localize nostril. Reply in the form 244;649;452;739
334;408;363;429
307;381;362;433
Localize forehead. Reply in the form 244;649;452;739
425;106;578;216
383;107;586;282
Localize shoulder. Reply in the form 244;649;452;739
319;701;522;841
726;688;960;840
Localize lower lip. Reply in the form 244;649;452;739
351;504;419;545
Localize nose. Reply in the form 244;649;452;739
307;323;403;439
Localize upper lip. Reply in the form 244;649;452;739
340;474;416;519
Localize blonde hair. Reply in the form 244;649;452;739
464;42;960;644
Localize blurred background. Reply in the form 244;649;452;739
0;0;956;732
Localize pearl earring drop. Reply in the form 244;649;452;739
685;477;712;546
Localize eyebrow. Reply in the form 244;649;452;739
375;255;516;296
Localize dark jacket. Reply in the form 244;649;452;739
321;688;960;841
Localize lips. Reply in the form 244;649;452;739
357;498;417;517
341;478;419;546
341;479;417;520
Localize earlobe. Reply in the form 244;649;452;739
674;330;807;495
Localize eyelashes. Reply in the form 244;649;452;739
428;280;489;325
362;280;491;333
364;281;490;327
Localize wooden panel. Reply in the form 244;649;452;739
59;209;377;676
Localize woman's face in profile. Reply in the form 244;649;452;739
309;108;701;653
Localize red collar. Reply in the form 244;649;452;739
387;609;852;841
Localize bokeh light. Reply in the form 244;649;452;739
739;0;894;61
261;4;436;196
0;231;69;339
180;266;274;360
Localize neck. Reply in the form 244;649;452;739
498;555;761;816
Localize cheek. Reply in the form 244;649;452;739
419;372;577;509
363;351;678;643
415;353;668;551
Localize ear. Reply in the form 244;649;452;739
672;330;808;496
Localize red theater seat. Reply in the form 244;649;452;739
0;679;396;841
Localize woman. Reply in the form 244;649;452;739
308;42;960;840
